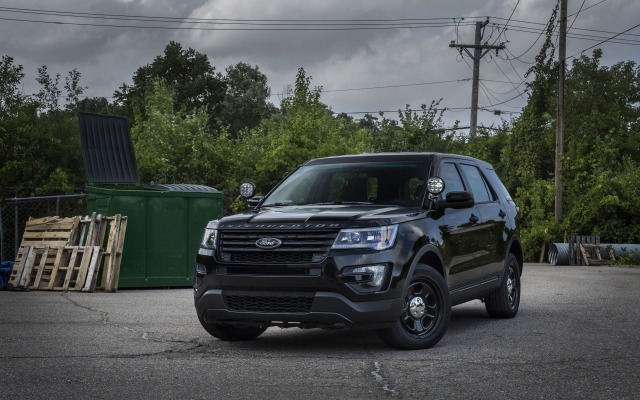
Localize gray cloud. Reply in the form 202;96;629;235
1;0;638;129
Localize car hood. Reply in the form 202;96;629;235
217;204;425;229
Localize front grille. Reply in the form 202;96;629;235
229;252;313;264
218;230;338;264
224;291;315;313
224;266;312;275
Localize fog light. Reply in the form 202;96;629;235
341;264;388;292
195;263;208;276
194;263;208;290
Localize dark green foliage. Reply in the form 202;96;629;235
115;41;226;131
221;62;275;137
2;32;640;261
0;58;85;197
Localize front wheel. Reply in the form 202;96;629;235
377;265;451;350
198;316;267;341
484;253;521;318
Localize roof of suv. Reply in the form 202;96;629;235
303;152;492;168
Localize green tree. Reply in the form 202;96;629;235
115;41;226;131
0;55;26;113
372;102;450;153
240;68;371;194
77;97;124;115
0;58;85;197
561;51;640;244
130;79;217;185
221;62;274;137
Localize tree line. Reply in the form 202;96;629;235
1;38;639;261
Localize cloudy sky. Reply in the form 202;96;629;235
2;0;639;131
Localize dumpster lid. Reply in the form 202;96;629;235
78;113;139;185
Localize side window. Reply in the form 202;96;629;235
440;162;465;198
459;164;494;203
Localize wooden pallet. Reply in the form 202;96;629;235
580;244;616;266
13;245;103;291
8;213;126;292
9;216;79;285
569;235;600;265
97;215;128;292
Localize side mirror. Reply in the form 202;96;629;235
439;191;474;209
247;196;263;209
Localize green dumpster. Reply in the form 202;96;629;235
86;184;222;287
79;113;223;288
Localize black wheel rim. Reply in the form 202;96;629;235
401;281;440;336
506;264;519;309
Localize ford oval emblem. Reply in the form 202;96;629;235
255;237;282;249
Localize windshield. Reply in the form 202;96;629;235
262;161;430;207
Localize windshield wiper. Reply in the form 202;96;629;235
310;201;373;205
261;202;296;207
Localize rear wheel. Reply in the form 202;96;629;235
484;253;521;318
198;316;267;341
378;265;451;350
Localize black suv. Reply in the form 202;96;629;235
194;153;522;349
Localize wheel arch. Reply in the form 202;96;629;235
507;235;524;276
403;244;446;293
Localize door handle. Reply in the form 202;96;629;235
499;209;506;218
469;214;479;223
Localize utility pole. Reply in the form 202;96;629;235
555;0;567;222
450;18;505;137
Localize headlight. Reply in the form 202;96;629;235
200;221;219;249
331;225;398;250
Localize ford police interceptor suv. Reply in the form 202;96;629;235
194;153;522;349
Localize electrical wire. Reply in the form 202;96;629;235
567;0;609;17
494;1;560;63
490;0;520;46
567;0;586;34
568;21;640;59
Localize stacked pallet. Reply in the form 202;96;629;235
8;213;127;292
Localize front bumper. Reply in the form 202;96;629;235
195;288;403;329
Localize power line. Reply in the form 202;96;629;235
568;20;640;59
0;15;474;31
567;0;586;34
0;6;478;30
320;78;472;93
269;78;524;97
494;2;560;64
567;0;609;17
490;0;520;46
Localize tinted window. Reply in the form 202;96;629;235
460;164;493;203
440;162;465;198
485;169;512;201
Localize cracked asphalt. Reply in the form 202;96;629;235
2;263;639;399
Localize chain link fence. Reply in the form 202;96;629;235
0;194;87;262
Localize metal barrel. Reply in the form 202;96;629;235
548;243;570;266
605;244;640;258
547;243;640;265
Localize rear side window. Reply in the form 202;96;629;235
459;164;494;203
485;169;513;202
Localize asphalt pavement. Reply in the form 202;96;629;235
1;263;639;399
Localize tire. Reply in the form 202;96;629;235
377;265;451;350
198;316;267;341
484;253;521;318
